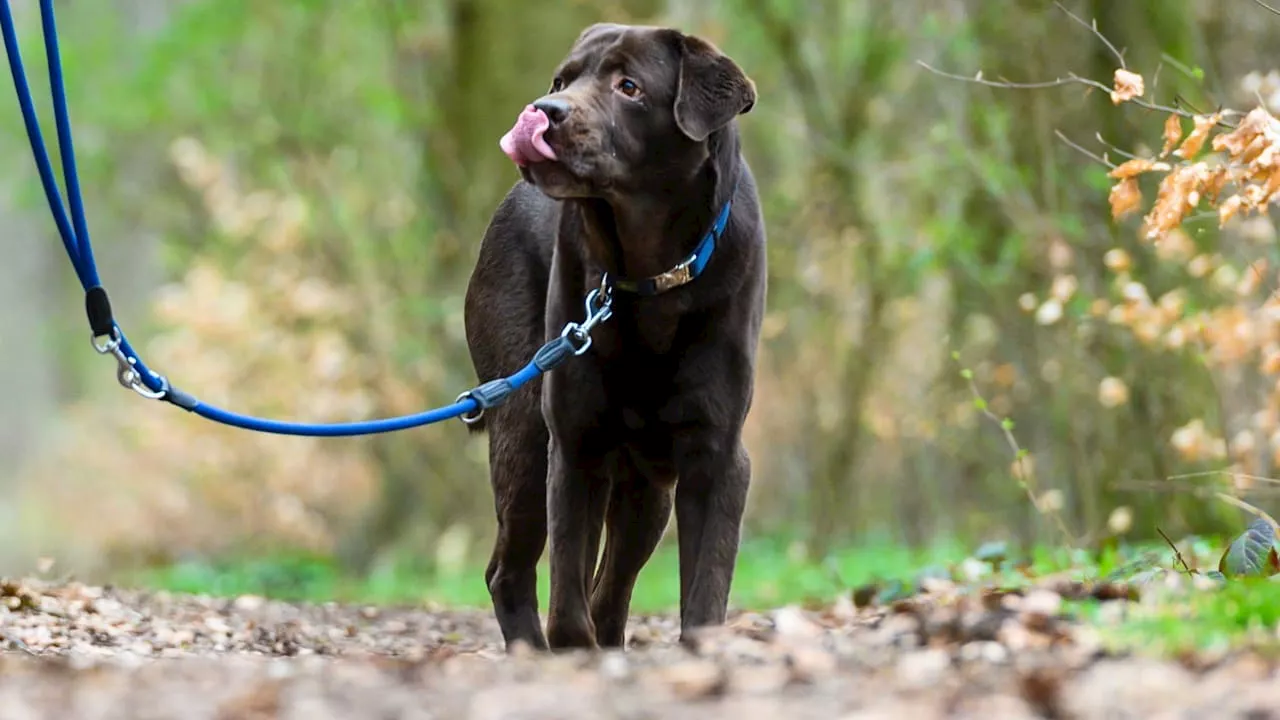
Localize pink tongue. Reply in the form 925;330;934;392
499;105;557;166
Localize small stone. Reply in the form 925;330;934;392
959;557;991;582
662;660;727;700
830;594;859;622
959;641;1009;665
233;594;265;612
880;612;921;640
896;648;952;689
998;618;1046;652
731;664;790;694
773;605;823;640
507;638;537;659
960;611;1005;643
127;640;153;656
786;647;838;683
1021;590;1063;618
600;652;630;681
919;576;957;596
629;624;658;648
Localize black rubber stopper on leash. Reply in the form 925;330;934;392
533;336;577;372
84;285;115;339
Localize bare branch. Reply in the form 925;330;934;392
1053;129;1114;168
1171;94;1200;116
1052;1;1126;69
1165;469;1280;486
914;61;1225;122
1149;60;1165;95
1093;131;1141;161
951;352;1076;548
1156;527;1195;574
1255;0;1280;16
1215;491;1280;531
914;61;1084;90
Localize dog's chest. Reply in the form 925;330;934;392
598;342;680;434
608;404;679;479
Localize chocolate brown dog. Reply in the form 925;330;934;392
463;22;765;651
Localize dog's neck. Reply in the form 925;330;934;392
577;127;740;284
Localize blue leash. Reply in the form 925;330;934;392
0;0;611;436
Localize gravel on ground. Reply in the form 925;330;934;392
0;576;1276;719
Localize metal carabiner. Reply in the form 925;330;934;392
91;330;167;400
560;285;614;356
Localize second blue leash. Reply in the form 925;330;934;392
0;0;610;436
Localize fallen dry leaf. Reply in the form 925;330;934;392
0;576;1269;718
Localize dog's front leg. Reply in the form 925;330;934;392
545;436;610;650
675;438;751;638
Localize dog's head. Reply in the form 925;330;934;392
499;24;756;199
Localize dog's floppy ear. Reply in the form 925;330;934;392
668;32;756;142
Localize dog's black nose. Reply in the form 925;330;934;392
533;97;571;125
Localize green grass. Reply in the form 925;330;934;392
122;532;1280;658
125;535;971;612
1070;576;1280;657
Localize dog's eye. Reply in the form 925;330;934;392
616;78;642;98
550;76;564;92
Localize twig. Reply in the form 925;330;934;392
1165;469;1280;484
1214;491;1280;531
1156;526;1195;574
1255;0;1280;17
1093;131;1141;161
914;61;1219;122
1115;479;1280;498
951;352;1076;547
1150;61;1166;96
1172;95;1212;117
1119;470;1280;495
1054;129;1114;168
1052;0;1126;69
916;2;1242;130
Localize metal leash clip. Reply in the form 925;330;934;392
561;280;613;356
91;330;167;400
455;281;614;426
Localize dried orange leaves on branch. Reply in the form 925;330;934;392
1110;68;1144;105
1105;67;1280;238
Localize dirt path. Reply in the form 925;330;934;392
0;577;1276;719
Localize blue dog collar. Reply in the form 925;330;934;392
606;195;732;296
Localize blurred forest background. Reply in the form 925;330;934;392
1;0;1277;586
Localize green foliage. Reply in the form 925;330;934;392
3;0;1276;581
128;536;971;613
1080;577;1280;656
127;526;1280;659
1218;519;1280;579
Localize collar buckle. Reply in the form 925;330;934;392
651;256;695;294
